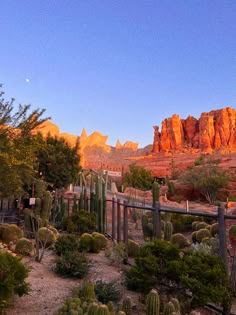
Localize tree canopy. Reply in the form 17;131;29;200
36;135;81;189
123;163;153;191
179;155;229;204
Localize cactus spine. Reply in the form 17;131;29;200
146;289;160;315
96;304;110;315
164;221;173;241
163;302;175;315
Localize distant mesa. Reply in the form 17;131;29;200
152;107;236;153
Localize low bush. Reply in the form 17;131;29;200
54;234;80;256
55;250;89;278
0;251;30;313
94;280;122;304
15;238;33;256
63;210;96;234
1;224;24;243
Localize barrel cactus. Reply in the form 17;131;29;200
196;228;211;243
145;289;160;315
83;281;96;302
87;302;99;315
96;304;110;315
210;223;219;236
169;298;180;313
121;297;132;315
127;239;140;257
15;237;33;256
163;301;175;315
170;233;190;249
1;224;24;243
195;221;208;231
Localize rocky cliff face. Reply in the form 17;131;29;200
153;107;236;153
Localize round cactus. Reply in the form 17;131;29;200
192;221;201;231
96;304;110;315
210;223;219;236
83;281;96;302
15;237;33;256
117;312;126;315
79;233;95;252
1;224;24;243
195;221;208;231
170;233;190;249
146;289;160;315
106;301;115;314
92;232;108;250
191;231;198;243
164;221;173;241
196;228;211;243
163;301;175;315
87;302;99;315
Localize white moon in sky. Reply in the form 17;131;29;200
25;78;30;83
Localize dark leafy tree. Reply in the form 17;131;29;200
36;135;81;189
179;156;229;204
123;163;153;191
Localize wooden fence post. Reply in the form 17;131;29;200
112;197;116;240
117;199;121;242
123;201;128;245
218;206;228;273
155;202;162;239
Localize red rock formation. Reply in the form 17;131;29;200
153;107;236;153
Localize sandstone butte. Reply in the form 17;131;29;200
33;107;236;181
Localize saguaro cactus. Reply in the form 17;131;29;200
146;289;160;315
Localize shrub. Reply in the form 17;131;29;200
94;280;122;304
92;232;108;250
1;224;24;243
127;239;139;257
0;251;30;312
196;229;211;243
38;227;57;247
170;233;190;249
15;238;33;256
55;250;89;278
64;211;96;234
54;234;80;256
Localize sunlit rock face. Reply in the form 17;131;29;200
153;107;236;153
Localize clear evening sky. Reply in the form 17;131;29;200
1;1;236;148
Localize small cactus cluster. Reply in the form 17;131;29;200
170;233;190;249
55;281;128;315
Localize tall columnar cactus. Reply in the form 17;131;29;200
152;182;160;207
163;302;175;315
107;301;115;315
164;221;173;241
96;304;110;315
122;297;132;315
146;289;160;315
83;282;96;302
87;302;99;315
41;191;52;225
169;298;180;313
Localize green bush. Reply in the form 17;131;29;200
15;238;33;256
54;234;80;256
94;280;122;304
64;210;96;234
55;251;89;278
196;229;211;243
170;233;190;249
1;224;24;243
125;239;231;310
0;251;30;312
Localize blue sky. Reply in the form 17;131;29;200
1;0;236;148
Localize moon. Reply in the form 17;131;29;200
25;78;30;83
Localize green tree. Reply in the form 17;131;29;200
123;163;153;191
36;135;81;189
0;85;49;197
179;156;229;204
